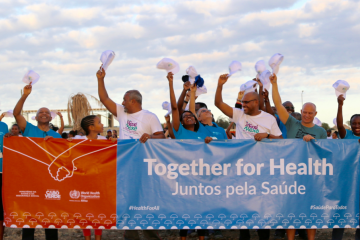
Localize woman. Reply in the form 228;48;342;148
10;124;22;137
337;94;360;139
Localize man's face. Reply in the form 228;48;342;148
271;107;278;115
107;131;112;137
301;104;316;124
122;93;132;113
242;94;258;115
36;108;52;124
327;131;331;137
283;102;295;113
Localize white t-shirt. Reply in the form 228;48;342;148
74;135;107;140
232;108;282;139
116;104;163;139
327;136;332;139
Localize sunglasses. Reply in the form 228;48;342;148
241;99;257;104
285;106;295;110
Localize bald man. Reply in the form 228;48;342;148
270;74;326;142
215;74;283;141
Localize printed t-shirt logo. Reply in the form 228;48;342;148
243;121;259;134
126;120;138;131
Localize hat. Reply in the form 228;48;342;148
259;70;271;92
268;53;284;75
3;110;13;118
100;50;115;71
228;61;242;77
186;66;198;80
240;80;257;93
50;111;57;121
332;80;350;99
22;70;40;85
255;60;267;77
31;116;36;120
333;118;337;127
185;66;207;96
162;101;172;117
156;58;180;74
313;117;322;127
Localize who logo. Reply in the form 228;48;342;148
45;190;61;200
69;190;80;199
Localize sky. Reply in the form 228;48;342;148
0;0;359;128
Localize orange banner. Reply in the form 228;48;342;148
2;137;117;229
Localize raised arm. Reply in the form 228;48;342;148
96;67;117;117
189;83;197;116
226;122;234;139
263;89;275;116
336;95;346;139
0;113;5;122
177;81;191;117
270;74;289;124
168;72;180;132
165;115;175;139
255;78;265;111
214;74;233;118
13;85;31;132
57;112;64;135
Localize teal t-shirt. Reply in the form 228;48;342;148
285;115;327;139
0;122;9;172
23;122;61;139
173;123;211;139
204;123;228;140
343;129;360;139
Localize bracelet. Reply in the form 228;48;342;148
184;101;188;103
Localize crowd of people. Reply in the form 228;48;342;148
0;61;359;240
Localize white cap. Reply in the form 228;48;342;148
31;116;36;120
240;80;257;93
313;117;322;127
333;118;337;127
3;110;13;118
100;50;115;71
255;60;267;76
185;66;207;97
156;58;180;74
259;70;271;92
22;70;40;85
162;101;172;117
50;111;57;121
332;80;350;99
228;61;242;76
268;53;284;75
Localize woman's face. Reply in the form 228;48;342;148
332;133;338;139
11;126;20;136
181;112;196;126
91;116;104;133
112;130;117;135
351;116;360;136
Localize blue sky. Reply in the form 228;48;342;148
0;0;359;128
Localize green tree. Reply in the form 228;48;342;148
321;122;330;130
216;116;230;129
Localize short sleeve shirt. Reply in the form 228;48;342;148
0;122;9;172
23;122;61;139
173;123;211;140
232;108;282;139
204;123;228;140
343;129;360;139
116;104;163;139
285;116;327;139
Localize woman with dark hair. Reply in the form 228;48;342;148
112;129;118;138
11;124;22;136
337;94;360;139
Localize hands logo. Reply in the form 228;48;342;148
4;137;116;182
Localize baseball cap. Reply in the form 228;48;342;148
156;58;180;74
100;50;115;71
22;70;40;85
240;80;257;93
268;53;284;75
332;80;350;99
162;101;172;117
313;117;322;127
228;61;242;77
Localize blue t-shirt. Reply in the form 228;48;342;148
204;122;228;140
23;122;62;139
276;115;287;139
173;123;211;139
343;129;360;139
0;122;9;172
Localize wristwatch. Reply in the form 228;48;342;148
267;133;270;138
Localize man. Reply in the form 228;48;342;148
0;117;9;240
270;73;326;142
326;129;332;139
106;129;112;139
96;67;164;240
270;73;325;240
215;73;282;240
12;84;60;240
215;74;283;141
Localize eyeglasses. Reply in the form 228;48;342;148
241;99;257;104
182;114;195;119
285;106;295;110
199;109;211;114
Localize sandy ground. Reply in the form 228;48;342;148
2;228;358;239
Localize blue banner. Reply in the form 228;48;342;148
116;139;360;230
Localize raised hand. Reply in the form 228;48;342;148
184;81;191;91
255;77;263;87
167;72;174;83
263;89;269;100
96;66;106;80
23;84;32;96
165;115;170;123
56;112;63;118
238;90;245;101
218;74;229;86
337;94;345;106
269;73;277;84
190;83;197;92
